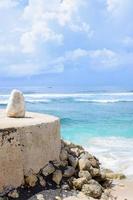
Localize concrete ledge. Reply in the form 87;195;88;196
0;110;61;193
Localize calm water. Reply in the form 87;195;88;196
1;91;133;176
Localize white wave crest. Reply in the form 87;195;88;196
26;99;51;103
74;99;133;103
0;100;8;105
1;92;133;104
85;137;133;177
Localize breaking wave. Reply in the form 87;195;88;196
85;137;133;177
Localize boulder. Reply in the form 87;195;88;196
6;89;25;118
78;171;92;181
42;163;55;176
69;148;82;157
52;170;62;185
60;149;68;161
25;174;38;187
8;189;19;199
90;167;101;177
68;154;78;168
38;176;46;187
82;180;102;198
60;160;68;167
79;159;91;171
89;158;100;168
80;152;93;160
63;166;75;178
72;177;88;190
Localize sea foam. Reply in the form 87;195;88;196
85;137;133;177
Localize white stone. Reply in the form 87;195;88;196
6;89;25;118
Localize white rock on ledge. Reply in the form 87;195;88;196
6;89;25;118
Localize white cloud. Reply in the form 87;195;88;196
89;48;119;69
20;22;63;53
69;22;94;38
54;48;123;70
0;0;18;9
0;44;17;53
106;0;133;20
0;0;132;78
107;0;120;13
5;63;40;76
122;36;133;47
66;48;119;69
20;0;92;53
4;60;65;77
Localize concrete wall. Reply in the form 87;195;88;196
0;111;61;193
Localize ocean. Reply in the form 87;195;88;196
0;89;133;177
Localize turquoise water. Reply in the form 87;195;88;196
1;92;133;175
28;97;133;142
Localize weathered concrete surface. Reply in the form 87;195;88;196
0;110;61;193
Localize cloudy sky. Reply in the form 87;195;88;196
0;0;133;89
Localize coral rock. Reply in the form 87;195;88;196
82;180;102;198
6;89;25;118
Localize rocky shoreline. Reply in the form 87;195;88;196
0;140;126;200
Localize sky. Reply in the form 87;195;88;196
0;0;133;90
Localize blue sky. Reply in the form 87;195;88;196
0;0;133;89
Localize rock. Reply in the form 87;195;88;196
101;192;110;200
60;160;68;167
6;89;25;118
100;172;106;180
72;177;88;190
60;149;68;161
38;176;46;187
100;189;112;200
82;180;102;198
89;158;99;168
69;148;81;157
25;174;38;187
55;197;62;200
63;141;76;149
61;183;70;190
52;160;61;167
63;166;75;178
52;170;62;185
68;155;78;168
80;152;93;160
8;189;19;198
63;141;84;151
61;140;65;148
78;171;92;181
78;159;91;171
36;194;45;200
90;167;101;177
63;192;95;200
102;169;113;173
105;172;126;180
42;163;55;176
